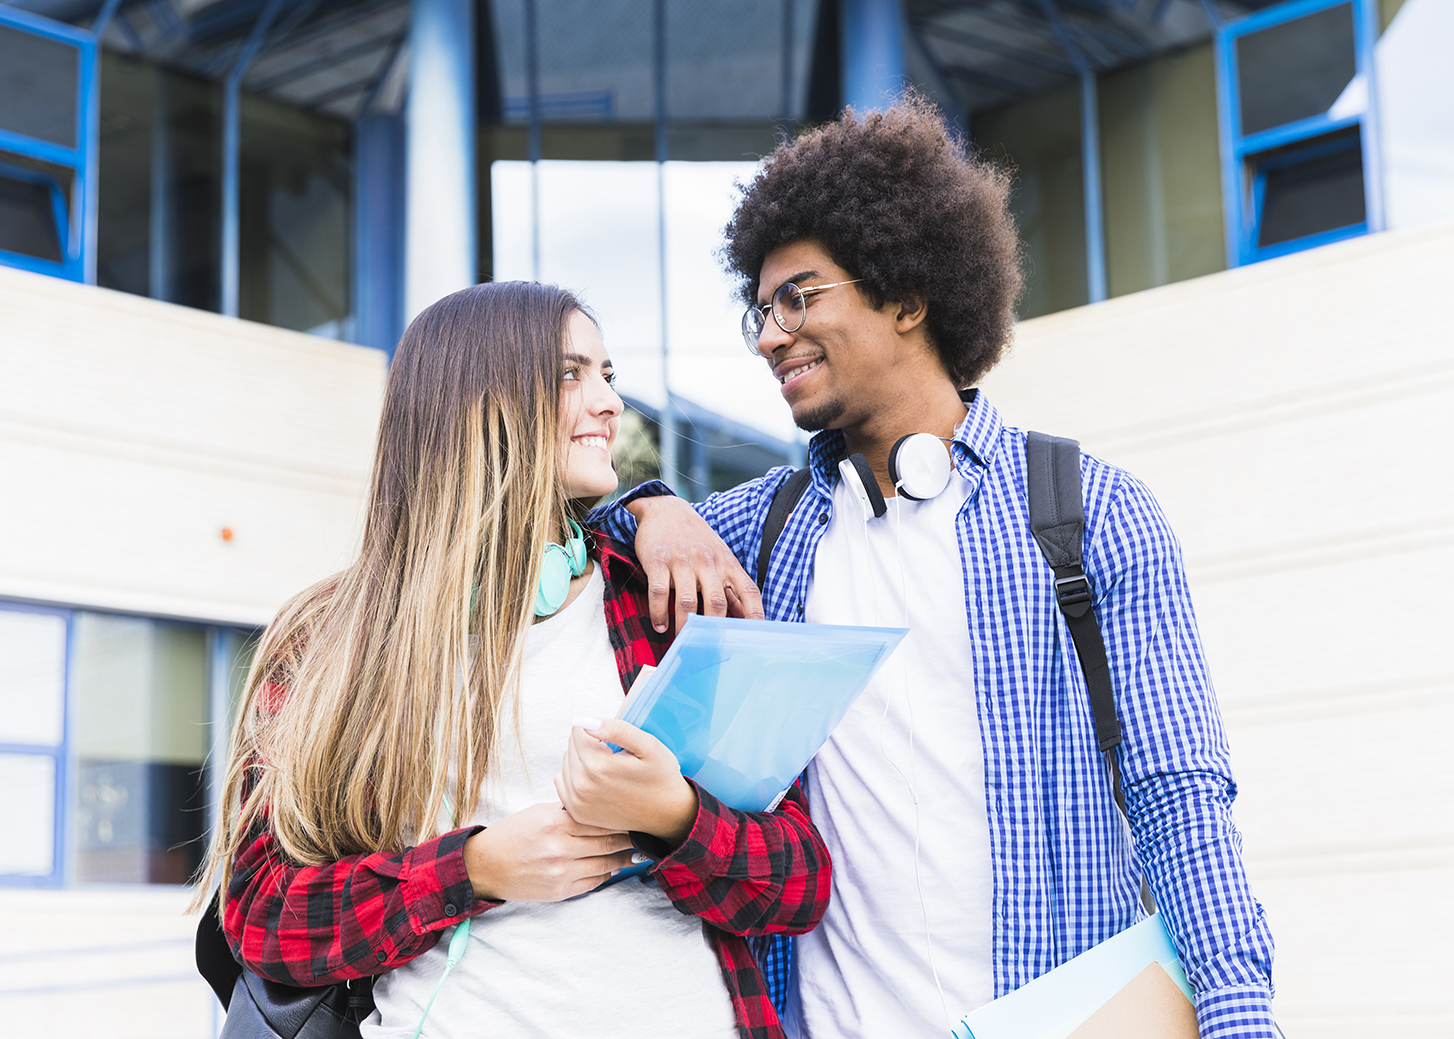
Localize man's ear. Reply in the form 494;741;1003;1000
894;292;929;333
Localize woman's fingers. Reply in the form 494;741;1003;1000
574;717;661;761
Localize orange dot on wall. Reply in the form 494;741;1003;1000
220;527;234;542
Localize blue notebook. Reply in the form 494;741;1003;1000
620;614;908;812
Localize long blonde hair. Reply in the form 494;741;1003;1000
196;282;584;903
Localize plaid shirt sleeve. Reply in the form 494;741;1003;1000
633;780;831;938
225;820;499;986
223;670;500;986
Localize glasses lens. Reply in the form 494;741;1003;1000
741;307;765;353
773;283;807;333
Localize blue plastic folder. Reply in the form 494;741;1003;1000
620;614;908;812
951;914;1193;1039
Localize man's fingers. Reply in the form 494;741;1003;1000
699;568;730;618
671;562;701;635
644;554;674;634
728;575;765;620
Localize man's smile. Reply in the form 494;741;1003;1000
773;355;825;389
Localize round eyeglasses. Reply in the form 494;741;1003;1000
740;279;862;355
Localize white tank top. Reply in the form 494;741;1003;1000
364;564;738;1039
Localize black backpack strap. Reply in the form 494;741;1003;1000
756;467;813;591
1026;432;1154;912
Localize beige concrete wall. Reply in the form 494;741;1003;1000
0;265;387;626
981;222;1454;1036
0;887;214;1039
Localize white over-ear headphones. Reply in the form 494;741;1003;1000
837;432;953;519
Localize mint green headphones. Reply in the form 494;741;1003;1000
534;518;588;616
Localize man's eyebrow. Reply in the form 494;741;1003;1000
758;270;820;303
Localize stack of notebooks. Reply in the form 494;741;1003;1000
953;914;1199;1039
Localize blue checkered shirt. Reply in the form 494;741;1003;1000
594;390;1276;1038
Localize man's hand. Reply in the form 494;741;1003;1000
627;496;765;633
555;717;699;847
462;803;637;903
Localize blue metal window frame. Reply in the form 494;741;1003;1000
0;595;263;889
1215;0;1382;266
0;5;94;283
0;600;74;889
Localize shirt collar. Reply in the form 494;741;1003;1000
805;387;1003;491
587;528;643;584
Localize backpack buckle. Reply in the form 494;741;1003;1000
1054;574;1092;613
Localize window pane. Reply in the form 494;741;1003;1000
0;609;66;745
0;23;79;149
239;95;351;335
0;166;63;263
71;615;208;884
1256;130;1365;248
493;0;653;123
0;753;56;876
491;0;816;126
1236;4;1357;136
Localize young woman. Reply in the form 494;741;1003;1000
197;282;829;1039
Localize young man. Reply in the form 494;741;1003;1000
593;96;1275;1039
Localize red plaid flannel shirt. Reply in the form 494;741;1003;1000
225;531;830;1039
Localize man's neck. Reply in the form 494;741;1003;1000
839;381;967;498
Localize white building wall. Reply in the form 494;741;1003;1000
981;220;1454;1036
0;886;213;1038
0;267;387;1036
0;265;387;626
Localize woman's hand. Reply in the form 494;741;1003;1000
463;802;638;903
554;717;699;847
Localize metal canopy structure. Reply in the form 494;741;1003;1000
8;0;411;122
906;0;1282;118
7;0;1299;126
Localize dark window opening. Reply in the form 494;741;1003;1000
1254;128;1365;248
0;163;63;263
0;23;80;149
1236;2;1357;136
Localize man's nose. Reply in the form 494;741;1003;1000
756;315;791;358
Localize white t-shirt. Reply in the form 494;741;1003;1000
364;563;738;1039
788;463;995;1038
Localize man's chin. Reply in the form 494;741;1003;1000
791;395;845;433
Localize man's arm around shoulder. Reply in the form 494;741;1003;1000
589;468;800;632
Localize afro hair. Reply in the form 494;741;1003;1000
723;92;1023;387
